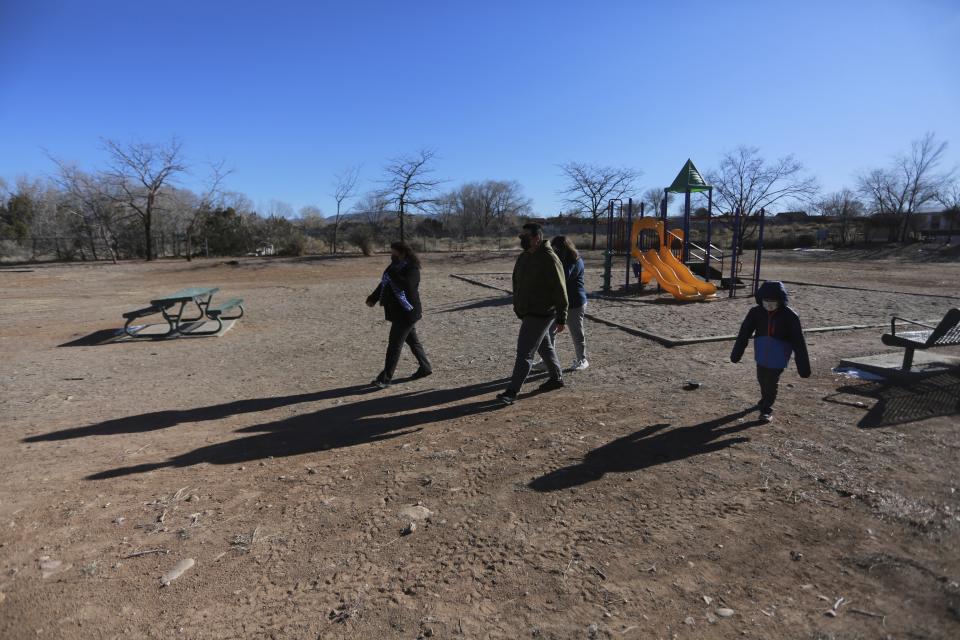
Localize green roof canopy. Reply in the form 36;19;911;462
666;159;711;193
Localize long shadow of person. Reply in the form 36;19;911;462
86;378;511;480
528;408;764;492
24;383;380;442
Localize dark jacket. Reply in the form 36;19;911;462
512;242;569;325
730;281;811;376
367;260;423;323
564;257;587;308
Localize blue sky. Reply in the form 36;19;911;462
1;0;958;216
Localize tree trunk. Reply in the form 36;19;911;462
145;213;154;261
591;217;598;250
399;203;405;242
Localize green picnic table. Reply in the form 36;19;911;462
123;287;244;338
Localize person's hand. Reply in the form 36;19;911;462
555;323;566;333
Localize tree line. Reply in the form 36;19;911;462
2;133;957;262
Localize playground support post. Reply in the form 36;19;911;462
607;199;615;252
705;187;713;282
624;198;633;291
729;207;741;298
682;188;691;264
752;207;766;295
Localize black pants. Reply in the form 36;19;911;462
382;320;431;382
757;365;783;413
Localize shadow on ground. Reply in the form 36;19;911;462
85;378;512;480
25;383;381;442
528;408;764;492
824;371;960;428
436;296;513;314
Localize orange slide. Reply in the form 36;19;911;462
630;218;717;301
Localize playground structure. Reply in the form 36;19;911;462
602;159;767;301
629;218;717;301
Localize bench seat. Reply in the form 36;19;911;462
206;298;244;319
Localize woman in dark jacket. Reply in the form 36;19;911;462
366;241;432;388
550;236;589;370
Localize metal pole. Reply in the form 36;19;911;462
661;189;669;254
705;187;713;282
753;207;766;295
625;198;633;291
729;207;740;298
682;188;691;264
637;202;644;287
607;200;614;251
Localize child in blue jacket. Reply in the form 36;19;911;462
730;281;811;421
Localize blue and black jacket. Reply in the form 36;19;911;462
564;257;587;309
730;281;811;376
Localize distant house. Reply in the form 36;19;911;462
911;209;958;242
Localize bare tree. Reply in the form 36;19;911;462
856;132;952;242
706;146;818;247
937;179;960;239
642;187;673;218
450;180;531;246
330;165;360;253
353;191;393;241
815;189;865;246
265;199;294;219
102;137;187;260
381;150;443;241
181;160;230;260
559;162;641;249
49;158;122;262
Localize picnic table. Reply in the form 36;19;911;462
123;287;244;338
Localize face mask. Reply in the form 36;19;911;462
762;299;778;312
520;236;532;250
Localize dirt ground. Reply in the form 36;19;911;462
1;249;959;640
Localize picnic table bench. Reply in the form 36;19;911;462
881;308;960;370
123;287;243;338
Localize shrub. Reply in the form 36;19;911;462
349;226;376;256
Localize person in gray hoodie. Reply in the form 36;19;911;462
497;223;568;405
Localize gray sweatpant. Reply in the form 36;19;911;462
507;315;562;393
566;305;586;362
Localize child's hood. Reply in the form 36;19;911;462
755;280;789;306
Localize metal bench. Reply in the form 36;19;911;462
881;308;960;371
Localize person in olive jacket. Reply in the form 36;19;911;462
497;223;569;406
366;241;432;389
730;280;810;421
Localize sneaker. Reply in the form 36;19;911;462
530;360;547;372
496;390;517;406
537;378;565;392
571;358;589;371
410;367;433;380
760;411;773;422
375;379;390;390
